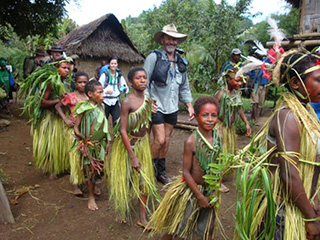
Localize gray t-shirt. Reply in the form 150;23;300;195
144;50;193;114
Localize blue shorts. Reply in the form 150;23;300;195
152;111;178;126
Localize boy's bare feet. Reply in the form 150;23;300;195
88;197;98;211
221;183;230;193
115;217;127;224
74;188;83;196
137;220;153;231
49;174;58;180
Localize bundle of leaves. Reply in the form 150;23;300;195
20;62;71;127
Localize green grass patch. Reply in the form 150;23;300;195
0;168;9;184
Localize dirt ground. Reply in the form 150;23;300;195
0;101;271;240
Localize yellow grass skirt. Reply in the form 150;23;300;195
32;111;71;175
108;134;156;220
149;179;215;239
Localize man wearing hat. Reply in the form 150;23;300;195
23;48;46;78
144;23;194;185
220;48;243;75
46;44;64;64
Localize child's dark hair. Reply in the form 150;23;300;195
85;80;102;97
108;56;118;63
74;71;89;82
280;50;320;85
127;67;146;83
54;57;71;67
194;97;220;116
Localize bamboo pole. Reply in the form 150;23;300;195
174;123;197;131
0;179;15;224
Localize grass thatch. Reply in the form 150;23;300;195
58;14;144;63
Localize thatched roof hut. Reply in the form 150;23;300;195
267;0;320;49
58;14;144;78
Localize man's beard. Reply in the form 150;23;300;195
164;44;176;53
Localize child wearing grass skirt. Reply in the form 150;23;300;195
215;68;251;192
108;67;158;228
21;58;72;178
73;80;110;211
233;49;320;240
55;71;89;195
149;97;226;240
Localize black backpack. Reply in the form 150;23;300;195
150;50;187;86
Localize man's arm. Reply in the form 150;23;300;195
143;52;157;95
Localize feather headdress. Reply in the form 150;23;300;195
267;17;286;51
235;56;271;79
243;40;268;56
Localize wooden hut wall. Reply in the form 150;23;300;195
75;59;142;80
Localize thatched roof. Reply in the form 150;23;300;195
58;14;144;62
285;0;300;8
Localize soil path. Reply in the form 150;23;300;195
0;102;271;240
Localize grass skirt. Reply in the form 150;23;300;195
149;179;215;239
32;111;71;175
108;134;157;220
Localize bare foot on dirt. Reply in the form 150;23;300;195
88;197;98;211
115;217;127;224
221;183;230;193
137;220;153;231
49;174;58;180
74;188;83;196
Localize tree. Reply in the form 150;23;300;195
0;0;72;40
124;0;253;93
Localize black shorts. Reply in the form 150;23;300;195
152;111;178;125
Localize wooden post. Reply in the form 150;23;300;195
0;179;15;224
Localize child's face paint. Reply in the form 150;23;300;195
75;76;88;93
57;62;70;79
132;71;148;91
109;59;118;72
89;85;104;104
228;77;243;91
305;69;320;103
196;103;219;131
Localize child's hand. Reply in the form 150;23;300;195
60;92;68;99
198;195;213;208
131;156;141;172
152;99;158;114
105;141;111;156
246;123;252;137
306;221;320;239
81;145;90;158
64;118;74;128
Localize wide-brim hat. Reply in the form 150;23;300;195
47;45;64;54
35;48;46;56
154;24;187;44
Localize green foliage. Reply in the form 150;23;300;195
0;0;73;40
0;168;9;184
124;0;254;93
241;6;299;45
0;37;29;83
0;17;77;84
235;118;254;135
